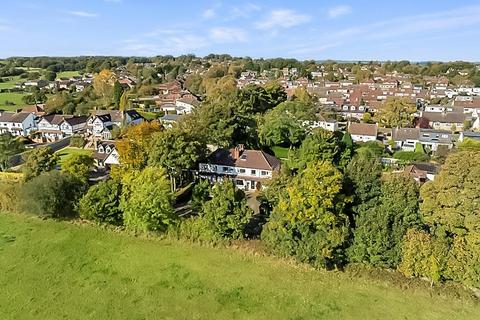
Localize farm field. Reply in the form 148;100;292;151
56;70;81;79
0;213;478;320
0;92;28;111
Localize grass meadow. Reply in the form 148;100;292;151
0;213;478;320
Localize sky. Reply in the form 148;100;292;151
1;0;480;61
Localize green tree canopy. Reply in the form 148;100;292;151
78;179;123;225
0;133;24;171
22;146;58;181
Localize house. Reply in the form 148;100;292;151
403;163;438;183
87;110;144;139
160;114;180;129
459;131;480;142
36;114;87;142
21;104;46;117
301;114;338;132
199;145;281;191
348;122;378;142
418;129;453;152
93;141;119;169
392;127;420;151
175;96;199;114
421;111;466;131
0;111;36;136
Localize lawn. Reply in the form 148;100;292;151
271;145;290;159
0;213;478;320
0;92;28;111
55;147;93;166
56;70;81;79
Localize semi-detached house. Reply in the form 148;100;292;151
199;145;281;191
0;111;36;136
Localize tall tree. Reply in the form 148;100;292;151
93;69;116;107
113;81;124;108
22;146;58;181
262;161;350;269
375;97;417;128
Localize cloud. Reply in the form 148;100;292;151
67;11;98;18
328;5;352;19
332;5;480;40
202;8;216;19
229;3;261;19
209;27;247;43
255;9;311;30
122;34;208;56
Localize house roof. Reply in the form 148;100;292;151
207;148;281;171
63;116;88;126
0;112;31;123
419;129;453;144
42;114;74;125
161;114;180;122
422;111;466;124
348;122;377;137
392;127;420;141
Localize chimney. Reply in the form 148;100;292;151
232;144;245;160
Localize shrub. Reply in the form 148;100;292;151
122;167;176;232
22;146;58;181
78;179;123;225
69;135;85;148
18;171;84;218
393;151;430;163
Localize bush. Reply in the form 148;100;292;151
18;171;84;218
69;135;85;148
0;181;19;212
78;179;123;225
122;167;176;232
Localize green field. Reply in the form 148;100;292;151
55;147;93;166
0;76;21;90
0;213;478;320
0;92;28;111
56;70;81;79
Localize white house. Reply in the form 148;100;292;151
199;145;281;191
93;141;119;169
392;127;420;151
348;122;378;142
87;110;144;139
0;112;36;136
36;114;87;142
301;115;338;132
175;96;199;115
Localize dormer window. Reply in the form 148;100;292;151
98;146;105;153
240;154;247;160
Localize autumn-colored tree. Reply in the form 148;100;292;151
115;121;163;172
292;87;313;106
375;97;417;128
93;69;117;107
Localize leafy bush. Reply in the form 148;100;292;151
69;135;85;148
22;146;58;180
78;179;123;225
179;179;252;242
122;167;176;232
18;171;84;218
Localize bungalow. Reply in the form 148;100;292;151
403;163;438;183
392;127;453;152
0;111;36;136
391;127;420;151
199;144;281;191
348;122;378;142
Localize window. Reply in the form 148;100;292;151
239;168;246;174
261;171;268;176
236;179;244;186
223;166;229;172
250;169;256;175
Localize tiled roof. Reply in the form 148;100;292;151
348;122;377;137
208;148;281;171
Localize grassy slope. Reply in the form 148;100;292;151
56;71;81;79
0;76;21;90
0;213;478;320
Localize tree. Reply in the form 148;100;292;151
119;91;129;112
44;70;56;81
22;146;58;180
191;179;253;240
291;87;313;106
262;161;350;269
62;153;94;183
122;167;176;232
458;138;480;151
116;121;163;172
375;97;417;128
258;101;315;147
348;174;421;268
18;171;84;218
93;69;116;107
78;179;123;225
420;151;480;237
113;81;124;108
0;133;24;171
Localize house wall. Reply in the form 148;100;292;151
351;134;376;142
